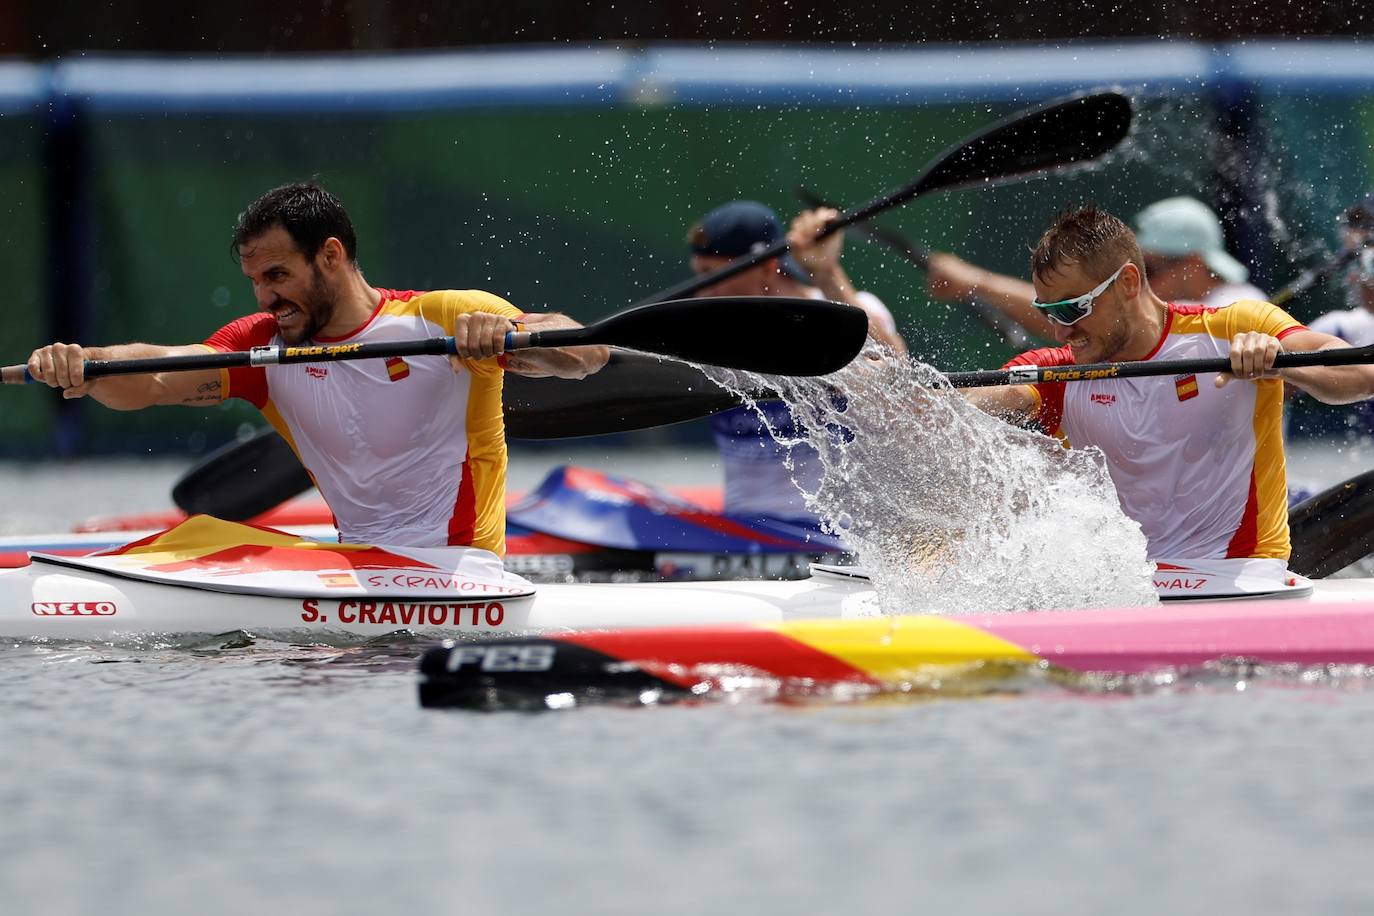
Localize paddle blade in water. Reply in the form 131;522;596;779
1288;468;1374;578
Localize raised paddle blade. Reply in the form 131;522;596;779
1288;469;1374;578
514;297;869;376
638;91;1133;305
171;427;313;520
879;91;1134;212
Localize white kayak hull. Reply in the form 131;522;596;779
8;554;1374;640
6;516;1371;640
2;557;878;639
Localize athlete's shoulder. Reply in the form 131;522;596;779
375;287;428;304
382;288;523;322
204;311;278;351
1002;345;1074;370
450;289;523;318
1170;299;1305;340
1227;298;1305;336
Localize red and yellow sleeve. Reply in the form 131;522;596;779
1224;299;1307;341
439;290;525;375
203;312;276;407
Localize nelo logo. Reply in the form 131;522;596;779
1090;393;1116;406
32;601;117;617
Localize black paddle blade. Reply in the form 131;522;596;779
505;349;756;439
1288;469;1374;578
586;296;868;376
171;427;313;520
915;91;1133;197
842;92;1133;228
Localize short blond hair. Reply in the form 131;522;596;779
1031;204;1144;284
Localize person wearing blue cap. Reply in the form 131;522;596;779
687;200;906;524
926;196;1267;342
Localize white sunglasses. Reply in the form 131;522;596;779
1031;262;1130;326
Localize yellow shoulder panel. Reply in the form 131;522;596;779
1176;299;1303;341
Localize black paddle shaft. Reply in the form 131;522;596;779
946;344;1374;388
638;91;1133;305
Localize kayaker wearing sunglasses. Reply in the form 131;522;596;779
962;204;1374;569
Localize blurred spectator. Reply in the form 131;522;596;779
688;200;906;523
1306;193;1374;347
1289;193;1374;455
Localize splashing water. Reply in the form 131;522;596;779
705;348;1158;615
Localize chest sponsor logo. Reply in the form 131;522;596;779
1041;366;1120;382
285;343;362;358
32;601;117;617
1089;392;1116;406
306;366;329;380
1175;373;1199;401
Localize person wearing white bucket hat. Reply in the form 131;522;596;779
926;196;1267;341
1133;196;1268;309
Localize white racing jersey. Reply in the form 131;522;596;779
203;288;522;554
1008;300;1306;560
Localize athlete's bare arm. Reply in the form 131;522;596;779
926;253;1058;342
960;383;1038;424
788;208;909;355
26;342;223;409
501;313;605;379
1222;329;1374;405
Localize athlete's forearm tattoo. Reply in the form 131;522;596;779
180;380;222;404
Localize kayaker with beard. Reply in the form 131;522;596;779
25;182;608;553
687;200;906;525
926;196;1268;343
961;204;1374;580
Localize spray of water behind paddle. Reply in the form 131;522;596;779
703;348;1158;615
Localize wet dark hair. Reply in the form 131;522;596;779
231;182;358;263
1030;204;1143;283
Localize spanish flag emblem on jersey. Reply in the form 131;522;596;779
1175;373;1199;402
385;357;411;382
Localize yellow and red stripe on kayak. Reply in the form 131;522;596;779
559;616;1038;688
552;599;1374;684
